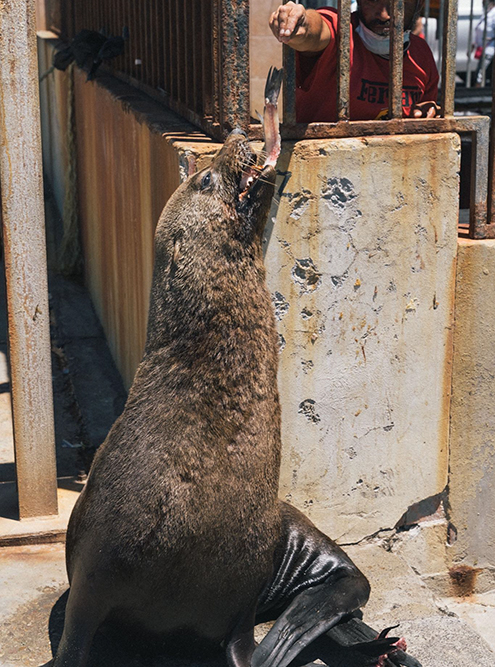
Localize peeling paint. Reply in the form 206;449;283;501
322;176;357;209
301;359;314;374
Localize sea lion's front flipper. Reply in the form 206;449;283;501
252;502;370;667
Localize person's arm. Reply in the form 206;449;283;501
269;2;332;54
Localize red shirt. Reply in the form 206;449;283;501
296;8;439;122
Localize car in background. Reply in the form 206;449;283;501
415;0;483;80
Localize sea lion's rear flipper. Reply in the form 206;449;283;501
327;617;423;667
252;501;370;667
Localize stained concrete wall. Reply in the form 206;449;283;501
449;239;495;571
265;135;460;542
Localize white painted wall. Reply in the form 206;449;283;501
265;134;460;543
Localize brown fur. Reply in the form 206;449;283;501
55;133;281;665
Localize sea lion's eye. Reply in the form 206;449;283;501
200;171;212;190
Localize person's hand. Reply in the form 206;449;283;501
409;101;440;118
269;2;309;44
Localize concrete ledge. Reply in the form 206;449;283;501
0;477;81;546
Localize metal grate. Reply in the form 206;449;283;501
58;0;250;140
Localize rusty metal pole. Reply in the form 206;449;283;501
337;0;352;121
219;0;250;136
389;0;405;119
440;0;458;116
0;0;58;519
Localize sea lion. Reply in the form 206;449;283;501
49;70;417;667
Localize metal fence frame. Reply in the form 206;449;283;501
56;0;495;240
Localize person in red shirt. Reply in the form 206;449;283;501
269;1;439;121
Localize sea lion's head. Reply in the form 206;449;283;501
148;131;279;350
191;129;277;238
156;130;276;256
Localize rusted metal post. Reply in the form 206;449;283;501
488;57;495;227
219;0;250;135
440;0;458;116
0;0;58;518
283;44;297;125
389;0;404;119
469;117;490;238
337;0;352;120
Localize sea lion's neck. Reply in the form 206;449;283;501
143;250;278;366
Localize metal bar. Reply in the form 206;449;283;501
389;0;404;119
168;0;175;97
469;120;489;238
185;0;194;108
440;0;459;116
0;0;58;519
247;114;490;140
201;0;213;117
480;1;489;87
437;0;445;72
424;0;430;41
488;57;495;226
176;0;184;102
337;0;351;120
212;0;222;127
282;0;297;125
162;0;169;92
219;0;250;134
192;0;201;112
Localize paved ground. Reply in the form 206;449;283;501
0;199;494;665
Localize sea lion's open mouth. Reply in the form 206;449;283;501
239;163;264;201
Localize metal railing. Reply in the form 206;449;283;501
250;0;494;240
57;0;251;138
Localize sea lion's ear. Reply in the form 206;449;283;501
172;239;181;265
169;236;182;279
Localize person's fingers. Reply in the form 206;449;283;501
410;102;439;118
282;6;306;39
269;3;306;42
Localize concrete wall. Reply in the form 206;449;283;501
265;135;459;542
449;239;495;571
